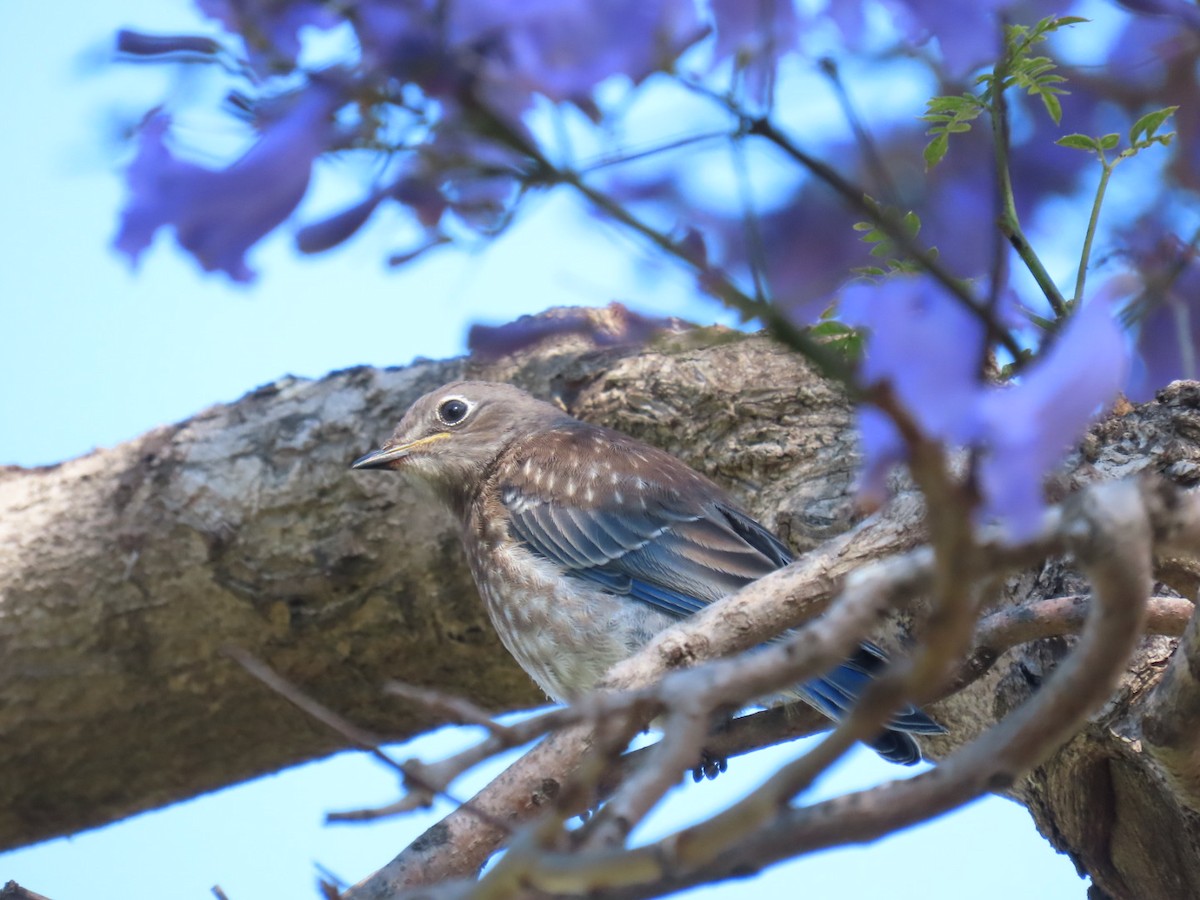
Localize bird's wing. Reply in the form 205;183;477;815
498;426;788;617
498;426;944;751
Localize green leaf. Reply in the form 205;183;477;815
1129;106;1179;145
1039;91;1063;125
809;320;861;341
1099;133;1120;150
1056;133;1099;151
921;92;983;167
924;132;949;168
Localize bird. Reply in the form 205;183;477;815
351;380;942;768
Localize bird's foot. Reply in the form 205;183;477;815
691;750;728;782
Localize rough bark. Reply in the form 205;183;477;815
0;320;855;851
2;312;1199;899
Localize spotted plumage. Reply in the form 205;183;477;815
352;380;942;765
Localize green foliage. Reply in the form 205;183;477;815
808;317;864;360
1129;106;1179;150
1054;106;1177;163
1053;106;1175;306
921;94;985;168
922;15;1085;168
1055;133;1119;153
851;208;931;276
988;15;1087;123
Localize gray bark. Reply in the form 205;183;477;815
2;312;1199;899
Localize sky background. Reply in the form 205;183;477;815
1;3;1090;898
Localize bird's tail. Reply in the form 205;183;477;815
798;643;944;766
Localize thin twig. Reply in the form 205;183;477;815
577;130;731;174
221;646;510;833
818;57;900;207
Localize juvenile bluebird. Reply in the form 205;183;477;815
352;380;941;766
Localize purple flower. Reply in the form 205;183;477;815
1130;295;1200;401
827;0;1067;77
296;171;449;255
855;405;908;510
448;0;707;113
840;274;986;443
116;30;223;59
115;81;343;281
837;275;1130;540
195;0;340;69
352;0;454;93
709;0;800;106
1117;0;1200;29
975;288;1131;538
837;274;987;507
1124;232;1200;401
467;302;679;359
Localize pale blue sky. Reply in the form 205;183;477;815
1;3;1086;898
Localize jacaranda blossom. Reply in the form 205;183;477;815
837;274;1130;539
115;80;343;281
975;285;1131;539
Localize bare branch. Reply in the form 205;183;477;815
384;682;528;735
224;646;394;756
948;594;1193;697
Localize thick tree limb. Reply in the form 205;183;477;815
8;312;1200;900
1140;600;1200;809
0;320;857;850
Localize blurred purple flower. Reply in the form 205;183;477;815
838;275;1129;539
827;0;1069;77
709;0;800;106
840;273;986;442
1125;232;1200;400
296;171;449;255
296;192;385;255
449;0;707;114
352;0;457;94
196;0;339;69
1130;296;1200;400
837;274;986;506
422;118;527;231
1101;16;1200;190
891;0;1009;78
976;287;1131;538
116;29;224;59
854;405;909;510
1117;0;1200;29
115;81;342;281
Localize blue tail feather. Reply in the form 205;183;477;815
798;646;946;765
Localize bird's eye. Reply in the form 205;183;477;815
437;398;470;425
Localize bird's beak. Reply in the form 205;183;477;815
350;433;451;470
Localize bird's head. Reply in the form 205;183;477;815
351;380;571;508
